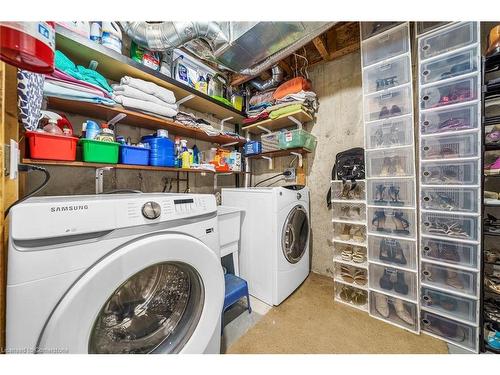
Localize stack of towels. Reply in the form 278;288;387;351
112;77;178;118
43;50;115;105
243;77;318;125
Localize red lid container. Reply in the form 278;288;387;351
26;131;79;161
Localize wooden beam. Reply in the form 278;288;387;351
0;62;19;353
329;42;360;60
312;36;330;61
278;60;293;77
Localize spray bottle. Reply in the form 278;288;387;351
180;139;190;169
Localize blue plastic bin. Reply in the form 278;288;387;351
141;135;175;167
243;141;262;156
119;145;150;165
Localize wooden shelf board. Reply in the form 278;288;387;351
245;147;311;159
22;158;246;174
242;109;314;134
46;97;246;146
55;27;246;122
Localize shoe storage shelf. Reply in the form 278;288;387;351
482;35;500;354
331;179;369;312
417;21;482;353
361;22;419;333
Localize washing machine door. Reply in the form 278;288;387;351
281;205;309;264
37;233;224;354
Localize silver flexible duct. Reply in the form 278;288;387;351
119;21;229;56
248;65;284;91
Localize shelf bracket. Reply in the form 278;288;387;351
220;117;233;132
221;141;238;148
290;152;303;168
288;116;303;131
95;167;114;194
176;94;195;106
256;125;272;134
261;156;273;169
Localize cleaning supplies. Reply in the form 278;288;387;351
141;134;175;167
192;144;200;164
174;136;182;168
101;22;122;54
83;120;100;140
90;22;102;43
130;41;161;71
195;72;208;94
94;123;115;142
180;139;190;169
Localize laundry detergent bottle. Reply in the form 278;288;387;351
180;139;190;169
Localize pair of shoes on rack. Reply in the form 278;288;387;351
372;210;410;234
373;125;401;147
432;117;470;133
485;248;500;264
374;184;403;205
340;265;367;286
425;218;468;239
422;315;467;342
380;156;406;176
422;290;458;312
425;241;461;263
339;205;362;220
379;268;409;295
425;166;459;183
341;245;366;264
422;266;465;290
485;158;500;175
379;238;407;265
437;87;471;107
424;145;459;159
425;191;458;211
375;76;398;91
379;105;401;119
485;275;500;295
336;181;362;200
486;126;500;145
339;285;367;306
374;294;414;325
485;214;500;234
339;224;365;243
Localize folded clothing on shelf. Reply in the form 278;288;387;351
269;103;303;119
119;76;176;104
55;50;113;94
243;112;269;125
49;69;112;98
43;80;116;106
273;77;312;100
249;90;275;107
114;95;177;118
112;84;178;110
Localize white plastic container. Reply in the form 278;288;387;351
101;21;122;54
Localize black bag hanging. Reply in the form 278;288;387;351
326;147;365;208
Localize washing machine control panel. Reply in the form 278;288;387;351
142;201;161;220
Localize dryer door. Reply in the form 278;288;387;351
281;205;309;264
37;233;224;354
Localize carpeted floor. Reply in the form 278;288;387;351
227;273;448;354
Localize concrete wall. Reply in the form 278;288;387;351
251;51;364;277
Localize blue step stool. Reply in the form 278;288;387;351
222;273;251;333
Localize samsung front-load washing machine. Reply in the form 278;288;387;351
6;193;224;354
221;186;310;306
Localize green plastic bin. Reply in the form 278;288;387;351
79;139;120;164
279;129;317;152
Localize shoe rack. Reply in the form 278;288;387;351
482;35;500;354
416;22;482;353
360;22;420;333
331;180;369;312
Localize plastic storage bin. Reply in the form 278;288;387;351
421;211;479;242
362;23;409;67
335;282;368;310
416;22;450;37
332;202;366;223
421;286;478;324
363;55;411;94
279;129;316;151
421;159;480;185
420;46;479;86
421;186;479;213
365;115;413;150
333;242;367;267
421;236;479;269
334;263;368;289
420;102;479;135
331;180;366;201
261;132;281;152
333;222;366;245
141;135;175;167
368;234;417;270
364;84;412;122
119;144;150;166
365;147;414;178
368;207;416;238
26;131;79;161
243;140;262;156
369;291;418;331
420;132;479;160
421;261;478;297
419;22;478;61
420;310;477;351
79;139;119;164
361;22;403;40
420;75;478;110
367;178;415;208
369;263;417;300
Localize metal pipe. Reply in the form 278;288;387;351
248;64;284;91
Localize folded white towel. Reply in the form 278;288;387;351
112;84;178;110
114;95;178;118
120;76;176;104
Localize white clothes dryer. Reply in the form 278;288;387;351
6;193;224;354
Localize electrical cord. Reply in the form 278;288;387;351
254;170;292;187
4;164;50;218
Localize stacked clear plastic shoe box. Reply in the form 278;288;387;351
417;22;482;352
360;22;420;333
331;180;369;312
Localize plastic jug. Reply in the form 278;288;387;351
101;22;122;53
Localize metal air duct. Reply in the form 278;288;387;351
248;64;284;91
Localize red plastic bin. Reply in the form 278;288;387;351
25;131;79;161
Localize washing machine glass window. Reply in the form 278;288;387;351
282;205;309;264
89;261;204;354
